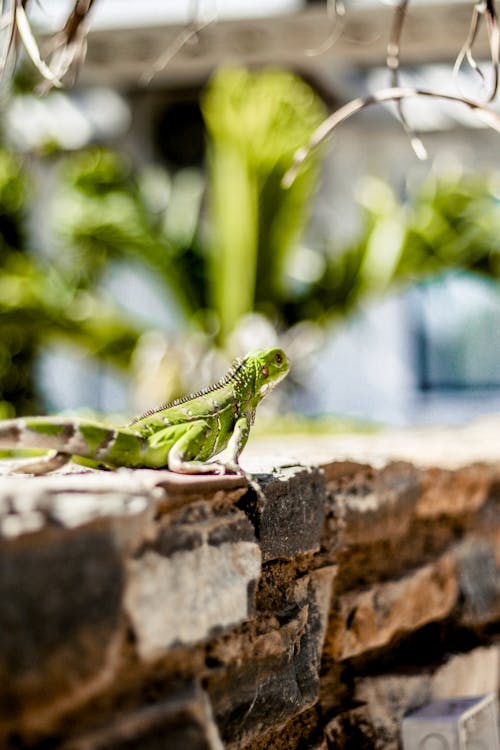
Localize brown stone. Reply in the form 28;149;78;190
207;566;336;749
325;705;380;750
329;553;458;660
418;464;494;518
63;681;224;750
325;461;421;548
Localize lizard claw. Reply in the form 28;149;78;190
208;460;246;477
222;461;247;477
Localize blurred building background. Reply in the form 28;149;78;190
1;0;500;425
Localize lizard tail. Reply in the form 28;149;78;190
0;416;117;459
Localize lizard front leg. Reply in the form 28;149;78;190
165;421;224;474
223;414;251;475
164;419;247;475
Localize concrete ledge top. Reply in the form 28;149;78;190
241;416;500;473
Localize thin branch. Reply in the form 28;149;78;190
38;0;96;93
453;1;486;88
0;0;20;76
386;0;427;160
485;0;499;100
282;86;500;189
140;0;215;85
305;0;346;58
0;0;96;89
387;1;409;87
454;0;499;102
140;22;211;86
61;0;95;45
15;1;62;86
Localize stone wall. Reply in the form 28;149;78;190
1;422;500;749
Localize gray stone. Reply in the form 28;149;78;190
432;645;500;698
456;538;500;624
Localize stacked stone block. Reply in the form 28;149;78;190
1;430;500;748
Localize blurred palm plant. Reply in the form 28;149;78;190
0;149;35;417
54;148;205;317
56;69;327;345
45;69;329;411
202;68;327;339
0;149;140;417
282;170;500;322
396;172;500;281
50;146;213;414
3;64;500;419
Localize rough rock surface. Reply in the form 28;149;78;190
2;419;500;748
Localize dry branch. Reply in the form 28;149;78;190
285;0;500;187
454;0;499;102
139;0;216;85
0;0;96;88
305;0;346;58
39;0;97;92
386;0;427;159
283;85;500;188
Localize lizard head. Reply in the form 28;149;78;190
245;348;289;402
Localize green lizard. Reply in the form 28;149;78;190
0;348;289;475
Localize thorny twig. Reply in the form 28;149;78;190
454;1;488;90
282;85;500;188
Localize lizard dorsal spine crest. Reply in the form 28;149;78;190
129;358;245;424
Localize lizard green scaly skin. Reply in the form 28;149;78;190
0;348;289;476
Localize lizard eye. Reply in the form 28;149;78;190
275;353;283;365
261;366;269;378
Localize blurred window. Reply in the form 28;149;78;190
410;273;500;391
